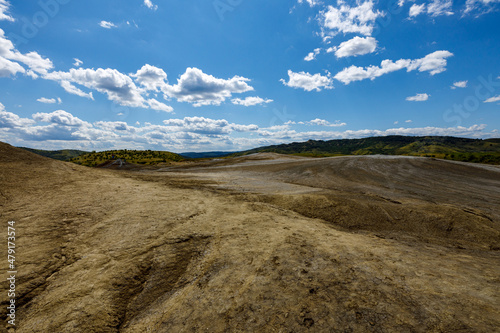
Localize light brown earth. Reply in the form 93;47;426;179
1;142;499;332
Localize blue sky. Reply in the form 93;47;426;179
0;0;499;152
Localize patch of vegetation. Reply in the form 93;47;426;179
233;136;500;165
19;147;89;161
69;149;185;167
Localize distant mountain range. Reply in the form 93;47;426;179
233;136;500;164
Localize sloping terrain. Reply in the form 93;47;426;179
234;135;500;164
167;153;500;250
1;142;499;332
179;151;238;159
18;147;88;161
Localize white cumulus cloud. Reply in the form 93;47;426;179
298;0;320;7
131;64;168;92
413;50;454;74
0;102;35;128
99;21;117;29
409;3;426;17
163;67;253;107
37;97;62;104
0;29;53;77
427;0;454;16
334;50;453;84
307;118;347;127
0;30;259;112
73;58;83;67
94;121;136;133
0;56;24;77
321;1;385;36
0;0;14;22
464;0;500;14
281;70;334;91
144;0;158;10
60;80;94;100
163;116;257;135
304;48;321;61
327;36;377;58
406;93;430;101
32;110;91;127
44;64;255;111
45;68;147;108
147;98;173;113
484;95;500;103
451;80;468;89
232;96;273;106
408;0;454;17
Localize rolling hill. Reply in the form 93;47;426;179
19;147;88;161
234;135;500;164
69;149;185;167
19;136;500;166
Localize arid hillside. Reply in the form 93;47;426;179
1;142;499;332
234;136;500;164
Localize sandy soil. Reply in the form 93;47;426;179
1;144;499;332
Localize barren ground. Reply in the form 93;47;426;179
1;143;499;332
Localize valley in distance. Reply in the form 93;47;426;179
1;135;500;332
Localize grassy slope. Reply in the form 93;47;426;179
19;147;88;161
234;136;500;164
69;149;185;167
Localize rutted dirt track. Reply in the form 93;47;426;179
1;143;499;332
